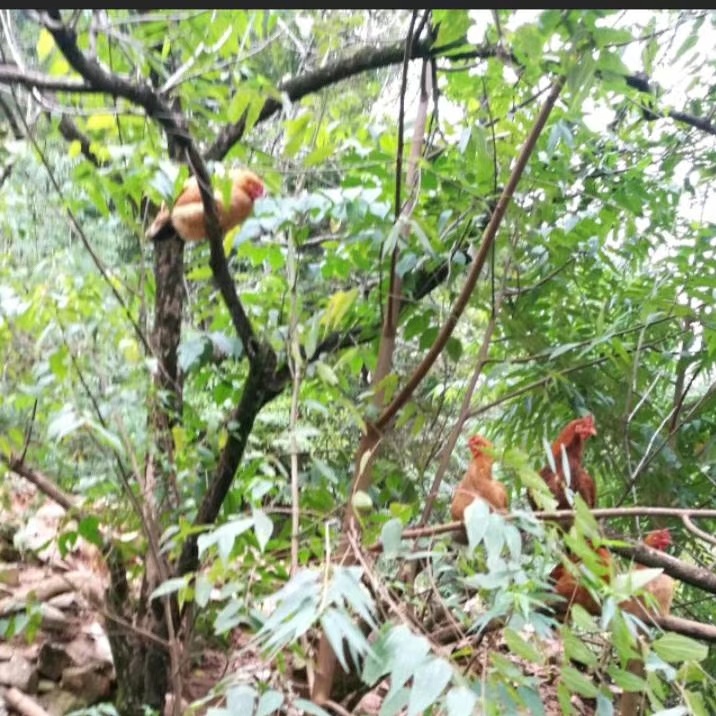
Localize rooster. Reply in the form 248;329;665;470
530;414;598;513
146;168;265;243
451;435;509;523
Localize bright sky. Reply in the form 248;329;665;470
460;10;716;226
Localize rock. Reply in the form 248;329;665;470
38;643;75;681
0;653;39;692
47;592;81;613
38;688;87;716
61;664;112;703
65;636;113;673
0;564;20;587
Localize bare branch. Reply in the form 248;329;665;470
183;145;261;362
206;37;503;161
3;453;78;512
0;62;93;93
375;75;566;433
39;11;189;145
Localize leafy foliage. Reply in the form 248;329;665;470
0;8;714;714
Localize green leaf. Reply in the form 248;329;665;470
446;686;477;716
561;666;599;698
292;700;332;716
652;633;708;664
433;9;470;46
37;29;55;62
322;288;358;330
316;361;339;386
255;690;284;716
77;516;103;548
197;518;254;562
86;114;116;132
252;509;273;552
607;665;647;692
504;628;544;665
563;629;598;668
380;518;404;557
150;577;188;600
226;685;256;716
352;490;373;513
464;498;490;550
194;573;213;609
407;657;453;715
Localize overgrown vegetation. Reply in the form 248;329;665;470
0;9;714;716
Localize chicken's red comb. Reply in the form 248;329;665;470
645;528;672;550
468;435;492;456
576;414;597;437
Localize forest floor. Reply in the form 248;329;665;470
0;477;598;715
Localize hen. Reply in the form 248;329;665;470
451;435;509;523
146;168;265;243
620;528;674;619
530;414;597;512
551;529;674;621
619;529;674;716
550;542;612;617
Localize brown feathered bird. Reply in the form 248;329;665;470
530;414;598;512
146;168;265;243
620;528;674;619
451;435;509;523
619;528;675;716
551;529;675;622
550;543;612;617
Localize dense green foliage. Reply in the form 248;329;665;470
0;9;714;715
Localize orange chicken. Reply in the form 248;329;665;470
620;528;674;619
146;168;265;243
451;435;509;522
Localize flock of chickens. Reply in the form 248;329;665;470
143;173;675;623
450;415;675;621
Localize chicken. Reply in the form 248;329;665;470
530;414;598;512
550;543;612;617
620;528;674;619
551;529;674;622
146;168;265;243
451;435;509;523
619;529;674;716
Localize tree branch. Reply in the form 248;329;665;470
206;37;503;161
183;145;261;362
40;11;189;145
0;62;94;93
57;115;102;166
369;506;716;595
375;75;566;433
3;453;78;512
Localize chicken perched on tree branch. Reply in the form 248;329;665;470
620;528;675;619
530;414;598;513
146;168;265;243
550;529;676;621
451;435;509;523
